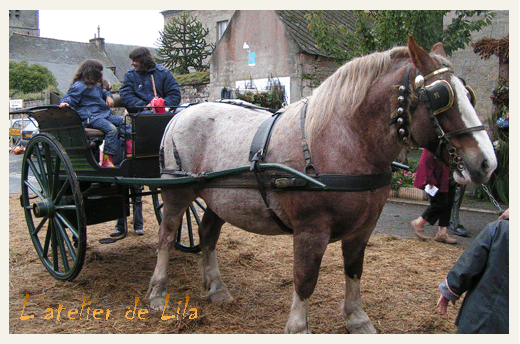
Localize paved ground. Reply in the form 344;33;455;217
378;198;503;249
9;152;505;249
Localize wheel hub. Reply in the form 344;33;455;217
33;199;55;218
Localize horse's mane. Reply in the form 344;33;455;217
306;46;410;143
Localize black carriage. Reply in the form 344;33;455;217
13;102;207;281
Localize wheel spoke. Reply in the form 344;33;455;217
50;222;62;273
23;179;45;201
53;178;71;205
53;218;71;272
51;154;62;199
27;158;48;197
185;208;196;247
36;144;51;194
42;218;53;261
194;199;206;211
55;212;79;240
31;216;48;237
189;203;202;225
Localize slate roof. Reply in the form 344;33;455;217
9;32;157;94
275;10;356;57
104;42;151;81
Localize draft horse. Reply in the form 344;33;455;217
148;36;497;333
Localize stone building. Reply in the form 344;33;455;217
163;10;354;103
9;10;39;36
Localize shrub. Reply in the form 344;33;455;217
9;61;57;94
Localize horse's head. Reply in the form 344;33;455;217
403;35;497;184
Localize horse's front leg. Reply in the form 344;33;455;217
147;189;193;312
199;207;232;302
285;230;329;334
340;239;377;333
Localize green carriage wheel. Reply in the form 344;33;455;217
21;133;87;281
151;187;203;253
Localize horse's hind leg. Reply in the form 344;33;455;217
147;188;194;312
340;239;377;334
199;207;232;302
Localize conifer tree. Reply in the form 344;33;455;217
156;11;214;74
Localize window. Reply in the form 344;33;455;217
217;20;228;41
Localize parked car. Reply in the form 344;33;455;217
9;118;39;146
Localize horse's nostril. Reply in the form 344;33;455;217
482;159;491;171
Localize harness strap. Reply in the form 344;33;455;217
248;109;294;234
249;110;284;170
444;125;485;139
300;100;318;174
252;169;293;233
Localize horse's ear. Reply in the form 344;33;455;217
408;35;436;74
431;42;447;57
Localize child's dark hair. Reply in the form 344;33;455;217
71;59;104;88
129;47;155;70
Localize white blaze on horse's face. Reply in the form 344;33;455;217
450;75;497;184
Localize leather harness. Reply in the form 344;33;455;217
248;102;392;234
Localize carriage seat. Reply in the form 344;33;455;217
84;93;123;139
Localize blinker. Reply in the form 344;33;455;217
424;80;454;115
466;85;476;107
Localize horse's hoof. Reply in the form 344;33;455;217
346;310;377;334
284;323;311;334
208;288;233;302
149;297;166;312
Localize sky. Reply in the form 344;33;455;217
38;10;165;48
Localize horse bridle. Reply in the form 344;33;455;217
394;64;484;173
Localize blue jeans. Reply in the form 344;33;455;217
87;115;126;156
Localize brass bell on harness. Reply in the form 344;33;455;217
397;107;405;115
399;128;406;136
398;95;406;104
415;75;425;88
397;117;404;125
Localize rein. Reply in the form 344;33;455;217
395;64;485;173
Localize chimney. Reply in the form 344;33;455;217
90;25;105;51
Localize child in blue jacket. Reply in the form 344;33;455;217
60;59;124;167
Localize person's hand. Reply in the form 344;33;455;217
498;209;509;220
59;102;69;108
106;97;114;108
436;295;455;315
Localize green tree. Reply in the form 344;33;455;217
306;10;496;64
9;60;57;94
155;11;214;74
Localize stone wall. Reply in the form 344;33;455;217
298;53;339;98
179;83;210;104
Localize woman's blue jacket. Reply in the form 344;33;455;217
119;64;181;113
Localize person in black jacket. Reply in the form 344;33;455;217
436;209;509;333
